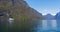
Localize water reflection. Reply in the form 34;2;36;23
42;20;57;30
0;20;60;32
32;20;60;32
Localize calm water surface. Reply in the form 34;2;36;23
32;20;60;32
1;20;60;32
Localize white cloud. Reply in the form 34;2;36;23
39;8;60;16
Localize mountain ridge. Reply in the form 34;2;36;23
0;0;43;21
43;14;55;20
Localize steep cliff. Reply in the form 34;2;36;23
0;0;43;21
0;0;43;32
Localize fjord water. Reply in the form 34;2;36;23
8;20;60;32
32;20;60;32
1;20;60;32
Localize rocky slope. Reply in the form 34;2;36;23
0;0;43;32
0;0;43;21
55;12;60;20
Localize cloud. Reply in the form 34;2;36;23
39;8;60;16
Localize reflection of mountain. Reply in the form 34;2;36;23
44;14;55;20
55;12;60;20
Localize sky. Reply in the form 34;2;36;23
25;0;60;16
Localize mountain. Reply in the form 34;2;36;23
0;0;43;21
55;12;60;29
0;0;43;31
43;14;55;20
55;12;60;20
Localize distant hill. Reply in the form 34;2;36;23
43;14;55;20
55;12;60;20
